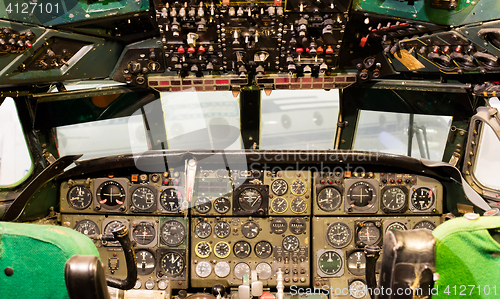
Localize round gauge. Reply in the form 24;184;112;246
195;221;212;238
381;186;407;212
131;186;156;211
195;241;211;258
290;197;307;213
256;262;272;279
96;181;126;208
238;188;262;212
413;220;436;231
255;241;273;259
282;235;300;251
214;221;231;238
326;222;352;248
271;179;288;196
318;251;342;275
161;252;184;277
357;222;381;246
289;217;307;235
214;261;231;278
347;251;366;276
214;242;231;258
270;217;287;234
74;219;99;236
271;197;288;214
67;185;92;210
317;187;342;212
233;241;251;258
411;187;435;211
159;188;182;212
132;221;156;245
195;197;211;214
291;180;307;196
347;181;376;208
234;262;251;280
160;220;186;246
195;261;212;278
103;220;125;246
386;222;407;232
136;250;155;275
214;197;231;214
241;221;260;239
350;280;368;299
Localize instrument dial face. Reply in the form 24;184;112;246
103;220;124;246
413;220;436;231
271;179;288;196
214;242;231;258
256;262;272;279
255;241;273;259
160;220;186;246
233;241;251;258
195;221;212;238
350;280;368;299
214;221;231;238
291;197;307;213
161;252;184;277
386;222;407;232
270;217;287;234
326;222;352;248
357;222;381;245
318;251;342;275
131;186;156;211
291;180;307;196
132;221;156;245
238;188;263;212
214;261;231;278
271;197;288;214
289;217;307;235
347;251;366;276
136;250;155;275
347;181;375;207
214;197;231;214
159;188;182;213
317;187;342;212
241;221;260;239
195;261;212;278
195;241;211;258
74;219;99;236
382;187;407;212
97;181;126;208
67;185;92;210
282;235;300;251
195;197;211;214
234;262;251;280
411;187;435;211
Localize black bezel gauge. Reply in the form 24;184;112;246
255;241;273;259
345;180;378;214
355;221;382;247
67;185;92;210
241;221;260;239
233;185;269;216
130;185;156;213
282;235;300;251
132;221;156;246
74;219;99;237
195;197;212;214
410;186;436;212
326;222;352;248
136;250;156;275
316;186;342;212
160;251;185;277
214;197;231;214
159;187;183;213
271;179;288;196
96;180;127;210
380;186;408;213
290;197;307;213
160;220;186;247
413;220;436;231
233;241;251;258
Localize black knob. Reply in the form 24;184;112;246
212;284;226;297
148;51;156;60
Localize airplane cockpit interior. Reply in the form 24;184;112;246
2;0;500;298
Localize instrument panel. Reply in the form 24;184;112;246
59;167;442;295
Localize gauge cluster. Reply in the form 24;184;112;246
313;172;442;215
264;170;312;216
61;214;189;290
190;217;310;288
191;169;233;216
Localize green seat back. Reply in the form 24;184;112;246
433;216;500;298
0;221;100;299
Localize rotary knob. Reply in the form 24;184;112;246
129;61;142;73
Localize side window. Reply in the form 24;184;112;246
0;98;32;186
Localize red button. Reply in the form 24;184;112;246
25;41;32;48
178;47;185;53
328;180;333;184
390;179;395;184
316;47;324;54
284;278;290;282
306;48;310;53
296;48;303;53
188;47;196;53
293;278;298;282
198;46;205;53
397;179;402;183
325;46;334;54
